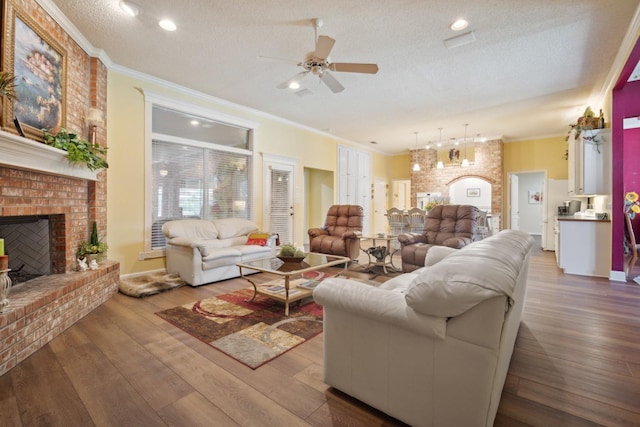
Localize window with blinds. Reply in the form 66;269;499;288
149;107;252;251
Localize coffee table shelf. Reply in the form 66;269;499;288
237;252;349;316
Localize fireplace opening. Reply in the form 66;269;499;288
0;215;52;285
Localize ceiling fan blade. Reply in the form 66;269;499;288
277;71;309;89
319;71;344;93
314;35;335;60
330;63;379;74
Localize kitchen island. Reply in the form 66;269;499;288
557;215;611;278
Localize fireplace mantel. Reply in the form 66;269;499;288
0;130;99;181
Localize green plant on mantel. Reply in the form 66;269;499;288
43;127;108;171
0;71;18;100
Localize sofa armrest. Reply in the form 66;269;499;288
308;227;328;238
443;236;472;249
398;232;426;246
342;230;362;240
313;278;446;339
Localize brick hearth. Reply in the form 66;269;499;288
0;261;119;375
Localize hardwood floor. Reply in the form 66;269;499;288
2;240;640;426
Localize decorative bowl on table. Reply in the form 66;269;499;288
276;255;306;263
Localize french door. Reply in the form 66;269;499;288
264;156;295;246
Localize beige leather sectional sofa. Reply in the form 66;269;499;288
314;229;533;427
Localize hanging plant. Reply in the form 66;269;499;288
43;127;108;171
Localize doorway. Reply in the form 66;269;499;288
264;156;295;246
392;180;411;209
508;171;546;243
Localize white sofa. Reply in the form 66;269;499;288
313;229;533;427
163;218;277;286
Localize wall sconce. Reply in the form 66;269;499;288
86;107;104;144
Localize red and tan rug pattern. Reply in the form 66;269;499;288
155;287;323;369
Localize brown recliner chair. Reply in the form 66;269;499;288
398;204;482;272
308;205;363;260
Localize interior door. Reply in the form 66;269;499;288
264;159;295;246
392;180;410;209
373;177;387;234
510;174;519;230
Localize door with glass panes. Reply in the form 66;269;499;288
264;158;295;246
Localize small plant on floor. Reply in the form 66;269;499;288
43;127;108;171
77;221;108;261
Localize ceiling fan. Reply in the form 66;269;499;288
271;18;379;94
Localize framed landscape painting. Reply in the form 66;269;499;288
1;1;66;140
467;188;480;197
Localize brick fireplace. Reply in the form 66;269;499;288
0;133;118;376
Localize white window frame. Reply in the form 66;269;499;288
140;90;258;259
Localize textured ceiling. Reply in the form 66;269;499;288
46;0;640;154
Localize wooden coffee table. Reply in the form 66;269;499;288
237;252;350;316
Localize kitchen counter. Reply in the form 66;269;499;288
557;215;610;223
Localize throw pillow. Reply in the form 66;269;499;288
246;232;270;246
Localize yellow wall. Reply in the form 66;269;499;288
107;71;391;274
501;135;569;223
503;136;568;180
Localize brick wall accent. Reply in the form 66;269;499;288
0;0;116;377
0;261;119;376
411;139;504;229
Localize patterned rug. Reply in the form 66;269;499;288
155;287;324;369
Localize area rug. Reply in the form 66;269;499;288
155;287;323;369
118;272;186;298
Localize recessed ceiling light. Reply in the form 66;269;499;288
119;1;140;17
190;120;199;126
289;81;300;89
450;18;469;31
159;19;177;31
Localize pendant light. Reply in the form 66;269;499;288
412;132;421;172
461;124;470;167
436;128;444;169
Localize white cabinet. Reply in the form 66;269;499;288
558;218;611;277
337;145;371;235
567;129;611;195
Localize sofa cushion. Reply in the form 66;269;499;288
162;219;218;240
213;218;259;239
424;246;458;266
405;230;532;317
201;248;242;270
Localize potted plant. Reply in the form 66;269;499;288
77;221;108;261
0;71;18;101
0;71;18;118
43;127;109;171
